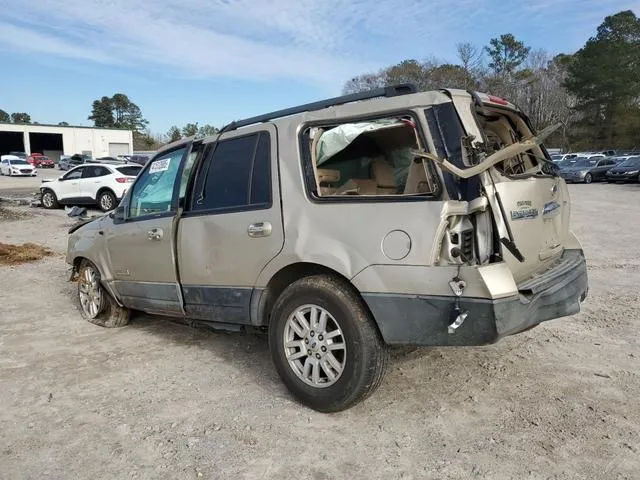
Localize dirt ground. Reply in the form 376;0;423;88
0;183;638;480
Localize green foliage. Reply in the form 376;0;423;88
182;123;199;137
133;131;163;150
88;96;115;127
565;10;640;147
167;126;182;142
197;124;218;138
0;109;10;122
485;34;530;75
10;112;31;124
88;94;148;132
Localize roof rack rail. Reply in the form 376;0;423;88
219;83;417;133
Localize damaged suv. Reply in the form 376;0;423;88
66;85;588;412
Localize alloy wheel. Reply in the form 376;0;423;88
78;266;103;319
42;192;54;208
100;193;114;211
283;304;346;388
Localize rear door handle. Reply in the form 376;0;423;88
147;228;164;241
247;222;272;238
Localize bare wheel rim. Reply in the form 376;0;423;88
78;266;103;319
42;192;54;208
100;193;114;210
283;304;346;388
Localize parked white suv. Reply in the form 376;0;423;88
40;163;142;211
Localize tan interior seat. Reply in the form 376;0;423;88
316;168;340;195
335;179;378;195
371;158;397;194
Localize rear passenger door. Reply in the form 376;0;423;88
177;125;284;324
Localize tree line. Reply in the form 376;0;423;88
0;109;68;126
6;9;636;153
343;10;640;151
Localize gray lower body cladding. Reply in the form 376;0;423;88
362;250;588;346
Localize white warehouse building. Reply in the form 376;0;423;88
0;123;133;162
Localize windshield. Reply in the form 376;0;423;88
619;157;640;168
10;159;29;165
551;155;563;160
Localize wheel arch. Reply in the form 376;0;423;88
96;186;116;199
70;255;125;308
251;262;377;331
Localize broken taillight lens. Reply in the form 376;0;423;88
115;177;134;183
487;95;509;105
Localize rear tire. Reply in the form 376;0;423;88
268;275;388;412
584;173;592;184
98;190;117;212
77;260;130;328
41;189;59;209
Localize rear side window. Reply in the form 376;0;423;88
191;132;271;212
116;166;142;176
82;166;110;178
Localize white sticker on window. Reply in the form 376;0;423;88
149;158;170;173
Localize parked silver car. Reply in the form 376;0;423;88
66;85;588;412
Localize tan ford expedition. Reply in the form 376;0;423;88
66;84;588;412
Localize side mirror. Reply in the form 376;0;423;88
109;205;125;221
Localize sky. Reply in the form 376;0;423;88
0;0;638;134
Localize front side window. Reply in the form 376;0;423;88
63;167;84;180
128;147;186;219
179;149;200;201
191;132;271;212
302;116;439;198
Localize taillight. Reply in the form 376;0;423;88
487;95;509;106
115;177;134;183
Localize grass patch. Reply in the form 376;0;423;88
0;242;54;265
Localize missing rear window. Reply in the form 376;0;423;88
301;116;440;199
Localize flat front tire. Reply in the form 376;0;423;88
77;261;130;328
268;275;388;412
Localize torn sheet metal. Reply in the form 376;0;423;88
412;123;562;179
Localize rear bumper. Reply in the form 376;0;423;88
363;249;588;346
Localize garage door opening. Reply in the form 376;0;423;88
108;142;130;157
0;131;25;156
29;132;63;163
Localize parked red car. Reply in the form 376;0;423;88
27;153;55;168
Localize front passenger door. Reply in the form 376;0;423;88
57;167;85;201
105;146;189;315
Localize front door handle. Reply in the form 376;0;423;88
147;228;164;241
247;222;272;238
